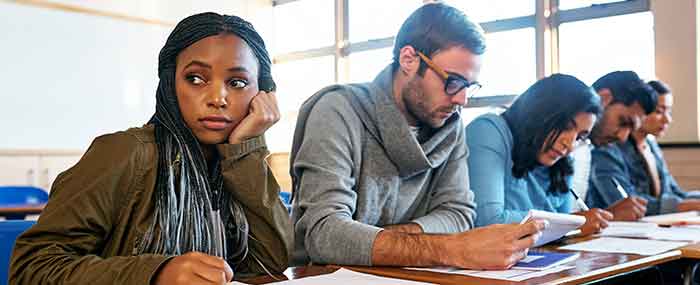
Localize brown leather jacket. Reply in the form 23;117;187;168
9;125;292;284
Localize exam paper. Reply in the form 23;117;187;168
405;265;574;282
256;268;434;284
559;237;688;255
599;222;700;242
641;211;700;224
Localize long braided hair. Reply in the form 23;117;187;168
137;12;275;268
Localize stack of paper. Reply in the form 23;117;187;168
520;210;586;247
559;237;688;255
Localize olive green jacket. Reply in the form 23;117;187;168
9;125;292;284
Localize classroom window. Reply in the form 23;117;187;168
445;0;536;97
445;0;534;23
347;47;393;83
558;12;655;85
348;0;422;43
269;0;655;150
478;28;536;97
269;55;335;152
272;55;335;114
558;0;628;10
272;0;334;54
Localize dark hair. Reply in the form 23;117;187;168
140;12;275;268
648;80;671;95
391;2;486;75
592;71;657;114
502;74;602;193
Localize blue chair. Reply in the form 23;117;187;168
0;220;35;285
0;186;49;220
279;192;291;213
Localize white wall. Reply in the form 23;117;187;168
0;0;267;151
652;0;700;144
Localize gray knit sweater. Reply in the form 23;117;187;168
290;66;476;266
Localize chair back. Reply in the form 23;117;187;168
0;186;48;205
0;220;35;285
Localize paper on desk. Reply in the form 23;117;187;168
559;237;688;255
257;268;434;284
405;265;574;282
607;221;659;228
599;222;700;242
641;211;700;224
652;227;700;241
598;221;658;238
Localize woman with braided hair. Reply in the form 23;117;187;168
10;12;291;285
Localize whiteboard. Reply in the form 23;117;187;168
0;2;172;150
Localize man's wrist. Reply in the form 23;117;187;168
433;234;455;266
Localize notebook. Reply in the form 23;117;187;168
512;251;581;270
520;210;586;247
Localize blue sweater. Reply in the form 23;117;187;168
466;114;572;226
587;136;700;215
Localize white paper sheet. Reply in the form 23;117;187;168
405;266;574;282
521;210;586;247
559;237;688;255
641;211;700;224
245;268;434;284
607;221;659;228
650;227;700;242
599;222;700;242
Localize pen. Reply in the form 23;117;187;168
569;188;590;211
611;177;629;199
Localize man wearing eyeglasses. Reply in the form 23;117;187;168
586;71;658;221
290;3;544;270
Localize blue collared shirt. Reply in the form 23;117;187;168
587;136;699;215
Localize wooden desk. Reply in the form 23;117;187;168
0;203;45;216
681;243;700;259
240;241;682;284
344;251;680;285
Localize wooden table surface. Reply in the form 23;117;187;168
0;203;45;215
240;237;685;285
681;243;700;259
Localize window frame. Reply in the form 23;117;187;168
271;0;651;107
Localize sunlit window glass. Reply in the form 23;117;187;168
349;0;422;42
347;47;393;83
477;28;536;97
273;0;335;54
559;12;655;85
445;0;534;22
